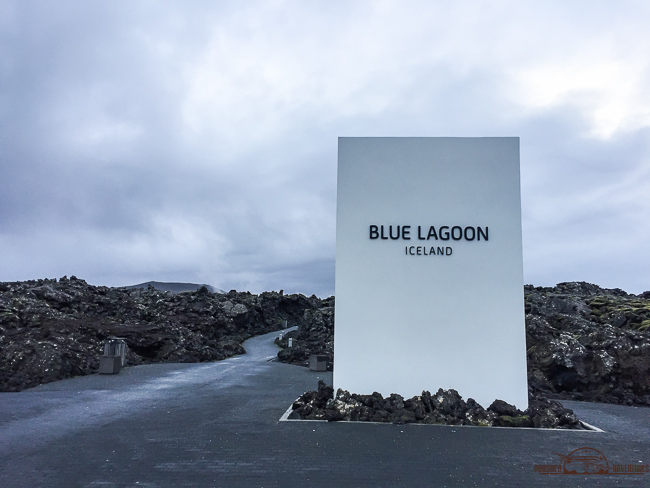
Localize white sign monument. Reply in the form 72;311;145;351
334;137;528;409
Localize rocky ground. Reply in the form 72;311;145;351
289;381;584;429
275;297;334;368
526;282;650;406
0;276;321;392
276;282;650;407
3;277;649;415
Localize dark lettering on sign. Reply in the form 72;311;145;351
372;225;489;242
405;246;453;256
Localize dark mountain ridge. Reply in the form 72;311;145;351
123;281;225;294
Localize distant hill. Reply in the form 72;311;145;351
122;281;225;294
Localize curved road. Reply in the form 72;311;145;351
1;329;648;487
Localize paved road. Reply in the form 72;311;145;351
1;329;648;487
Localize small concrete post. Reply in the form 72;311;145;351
288;338;293;348
99;337;127;374
309;355;328;372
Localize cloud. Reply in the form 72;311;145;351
1;0;649;296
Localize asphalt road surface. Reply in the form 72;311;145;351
1;329;648;487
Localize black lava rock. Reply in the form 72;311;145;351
0;277;321;391
290;383;584;429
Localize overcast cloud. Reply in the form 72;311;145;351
1;0;649;296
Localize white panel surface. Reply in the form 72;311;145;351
334;137;528;409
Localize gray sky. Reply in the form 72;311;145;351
1;0;649;296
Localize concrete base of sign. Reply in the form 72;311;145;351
99;356;122;374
